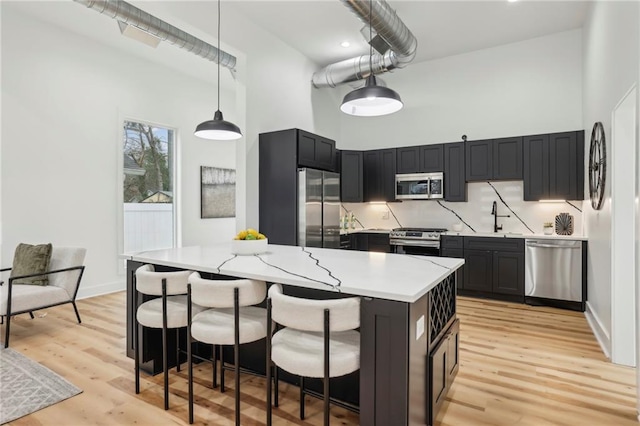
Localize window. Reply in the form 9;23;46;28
122;120;176;253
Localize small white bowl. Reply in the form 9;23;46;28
231;238;268;255
452;223;463;232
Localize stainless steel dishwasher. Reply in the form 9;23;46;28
525;239;583;303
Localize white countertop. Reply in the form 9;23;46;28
126;243;463;303
441;231;588;241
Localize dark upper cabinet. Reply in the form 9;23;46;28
444;142;467;202
364;149;397;202
466;138;522;182
396;146;420;174
549;132;584;200
396;144;443;173
493;137;523;180
297;129;336;171
524;131;584;200
419;144;444;172
523;134;550;200
341;150;364;202
465;140;493;181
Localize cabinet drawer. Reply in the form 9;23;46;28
440;235;463;250
464;237;524;252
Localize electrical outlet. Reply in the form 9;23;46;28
382;210;390;220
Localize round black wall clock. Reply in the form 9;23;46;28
589;122;606;210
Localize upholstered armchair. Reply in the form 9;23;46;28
0;247;86;348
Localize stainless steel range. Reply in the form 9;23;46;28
389;228;448;256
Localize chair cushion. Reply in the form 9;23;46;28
10;243;53;286
0;284;70;315
272;328;360;378
191;307;267;345
136;295;205;329
48;247;86;297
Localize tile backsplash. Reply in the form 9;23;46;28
342;181;584;235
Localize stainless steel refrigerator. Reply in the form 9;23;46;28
297;168;340;248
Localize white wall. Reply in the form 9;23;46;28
233;17;341;229
582;1;640;362
337;29;582;150
1;6;238;298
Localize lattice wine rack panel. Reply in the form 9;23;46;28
429;274;456;344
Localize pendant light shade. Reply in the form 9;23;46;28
194;0;241;140
340;74;403;116
194;110;242;140
340;0;403;117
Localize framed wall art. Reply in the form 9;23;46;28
200;166;236;218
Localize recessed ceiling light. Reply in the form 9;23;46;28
508;0;518;2
340;41;351;48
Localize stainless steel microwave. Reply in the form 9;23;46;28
395;172;444;200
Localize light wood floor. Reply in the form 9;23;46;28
3;293;637;425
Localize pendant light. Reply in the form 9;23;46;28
340;0;403;117
194;0;242;140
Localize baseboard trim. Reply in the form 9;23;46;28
585;301;611;359
76;280;125;300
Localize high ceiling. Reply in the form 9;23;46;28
226;1;590;66
3;1;590;83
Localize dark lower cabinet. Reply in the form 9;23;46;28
460;237;525;302
493;251;525;296
440;238;464;291
443;142;467;202
350;232;391;253
429;319;460;425
463;250;493;292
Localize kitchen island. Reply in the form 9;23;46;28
125;243;464;425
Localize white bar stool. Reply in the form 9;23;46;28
266;284;361;426
134;264;204;411
187;272;268;425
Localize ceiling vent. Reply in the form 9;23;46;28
73;0;237;71
312;0;417;88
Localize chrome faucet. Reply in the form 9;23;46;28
491;201;510;233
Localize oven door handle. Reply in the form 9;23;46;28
390;239;440;248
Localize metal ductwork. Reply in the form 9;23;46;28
312;0;417;88
73;0;237;71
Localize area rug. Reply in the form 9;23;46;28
0;348;82;424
